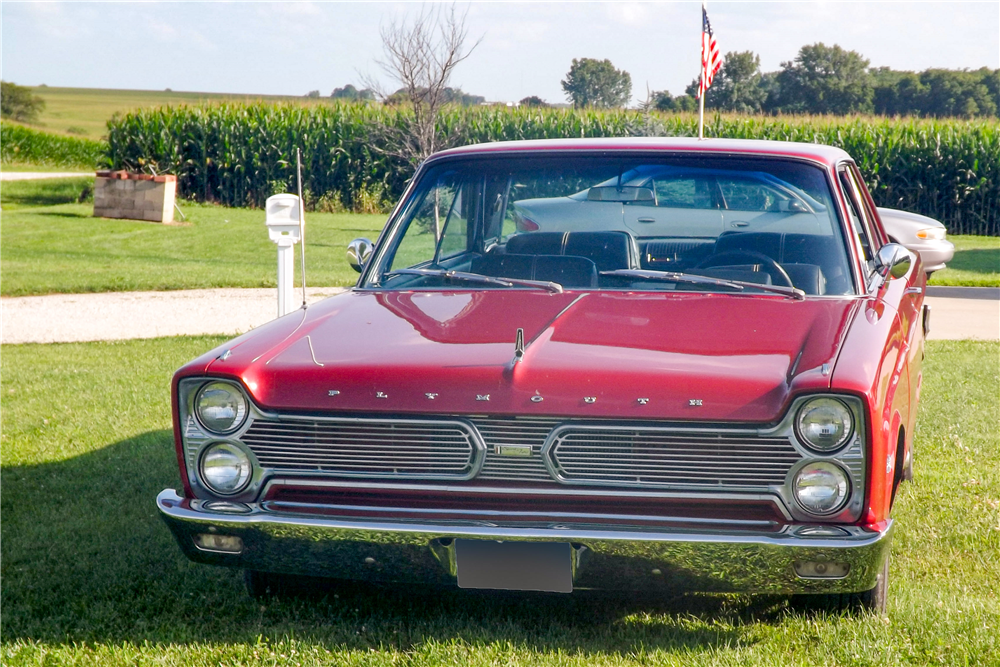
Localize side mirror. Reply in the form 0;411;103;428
347;238;373;273
875;243;912;280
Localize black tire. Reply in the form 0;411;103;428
792;556;889;614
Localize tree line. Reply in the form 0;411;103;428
326;43;998;119
644;44;998;118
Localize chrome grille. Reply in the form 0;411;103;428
547;427;800;488
241;417;479;479
473;418;559;481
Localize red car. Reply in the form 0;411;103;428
158;138;926;613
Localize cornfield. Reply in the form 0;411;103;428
106;104;999;235
1;122;107;169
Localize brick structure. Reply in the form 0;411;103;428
93;171;177;223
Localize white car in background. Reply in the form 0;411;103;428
877;207;955;274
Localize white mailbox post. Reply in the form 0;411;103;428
265;193;302;318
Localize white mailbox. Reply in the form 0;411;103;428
265;193;303;317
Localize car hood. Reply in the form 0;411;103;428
194;290;861;423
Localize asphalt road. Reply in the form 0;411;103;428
1;287;996;345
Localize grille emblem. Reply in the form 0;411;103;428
530;395;544;403
637;398;650;405
425;393;438;400
327;390;340;397
476;394;490;401
376;391;388;399
584;397;596;404
495;445;532;457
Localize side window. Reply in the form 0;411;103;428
389;174;474;270
839;169;876;276
652;177;715;209
437;184;470;258
849;165;886;246
483;175;510;243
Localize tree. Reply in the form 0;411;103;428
331;84;376;101
770;43;873;114
561;58;632;109
871;67;926;116
519;95;549;108
1;81;45;122
919;69;997;118
709;51;767;113
366;4;481;162
306;90;321;98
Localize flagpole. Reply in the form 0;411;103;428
698;0;706;139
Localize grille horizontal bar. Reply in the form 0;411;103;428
547;428;800;487
242;418;479;479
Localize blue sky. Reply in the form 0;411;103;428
2;2;998;104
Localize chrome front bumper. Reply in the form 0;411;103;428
157;488;892;594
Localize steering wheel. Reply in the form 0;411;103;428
695;250;794;288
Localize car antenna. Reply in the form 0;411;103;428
296;147;307;309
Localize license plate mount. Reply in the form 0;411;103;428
455;539;573;593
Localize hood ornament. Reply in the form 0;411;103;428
512;328;525;366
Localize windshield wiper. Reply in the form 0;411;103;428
600;269;805;300
382;268;564;294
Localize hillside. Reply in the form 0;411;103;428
21;86;334;140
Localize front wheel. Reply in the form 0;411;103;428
791;556;889;614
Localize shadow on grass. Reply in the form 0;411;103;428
946;247;1000;274
0;177;93;209
1;431;777;656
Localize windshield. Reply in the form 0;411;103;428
369;154;854;296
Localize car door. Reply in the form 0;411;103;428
717;174;825;234
622;172;723;238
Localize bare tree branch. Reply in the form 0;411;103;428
364;4;482;163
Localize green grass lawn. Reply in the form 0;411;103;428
2;177;997;295
927;236;1000;287
1;337;997;666
20;86;341;141
0;177;386;296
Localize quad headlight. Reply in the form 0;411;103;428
793;461;850;515
195;381;248;434
199;442;252;495
795;397;853;453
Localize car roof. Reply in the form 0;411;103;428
431;137;852;168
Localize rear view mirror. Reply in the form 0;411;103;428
587;186;655;203
347;238;373;273
875;243;912;280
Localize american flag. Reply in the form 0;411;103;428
697;4;721;98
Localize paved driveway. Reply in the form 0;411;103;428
1;287;996;345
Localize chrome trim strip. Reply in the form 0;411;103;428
260;477;796;521
263;499;780;529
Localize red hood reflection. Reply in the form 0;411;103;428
188;289;861;423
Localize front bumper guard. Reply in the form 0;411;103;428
157;489;893;594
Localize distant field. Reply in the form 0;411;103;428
22;86;333;140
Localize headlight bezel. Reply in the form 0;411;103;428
194;380;249;435
791;460;852;516
198;441;254;496
794;396;854;454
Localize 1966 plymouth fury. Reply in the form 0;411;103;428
158;138;927;613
